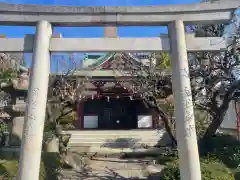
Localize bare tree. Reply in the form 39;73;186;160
187;12;240;140
112;52;177;146
45;54;92;153
109;12;240;145
122;12;240;143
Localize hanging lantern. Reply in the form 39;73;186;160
116;95;120;99
107;96;110;102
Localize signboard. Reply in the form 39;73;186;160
83;115;98;128
137;115;152;128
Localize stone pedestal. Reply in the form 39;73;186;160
10;116;24;146
45;136;59;152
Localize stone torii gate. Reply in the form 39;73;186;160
0;1;239;180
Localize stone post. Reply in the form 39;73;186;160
168;20;201;180
17;20;52;180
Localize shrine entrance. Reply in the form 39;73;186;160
99;98;136;129
83;97;150;130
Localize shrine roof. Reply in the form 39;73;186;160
86;52;115;69
82;52;143;69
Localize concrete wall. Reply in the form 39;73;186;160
221;101;239;130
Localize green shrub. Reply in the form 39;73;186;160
0;122;8;132
200;135;240;169
159;157;235;180
0;153;62;180
41;152;63;180
0;159;46;180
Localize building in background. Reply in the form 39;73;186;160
221;101;240;138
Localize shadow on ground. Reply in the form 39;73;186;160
101;138;140;149
60;165;148;180
154;131;172;148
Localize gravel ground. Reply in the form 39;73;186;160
58;157;164;180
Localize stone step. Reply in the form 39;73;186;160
63;130;163;135
65;130;170;153
66;130;168;149
69;135;161;139
69;137;161;143
68;142;158;149
69;146;165;156
69;134;162;139
69;140;159;145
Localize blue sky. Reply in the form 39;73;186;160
0;0;200;71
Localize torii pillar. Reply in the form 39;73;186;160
17;20;52;180
168;20;201;180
